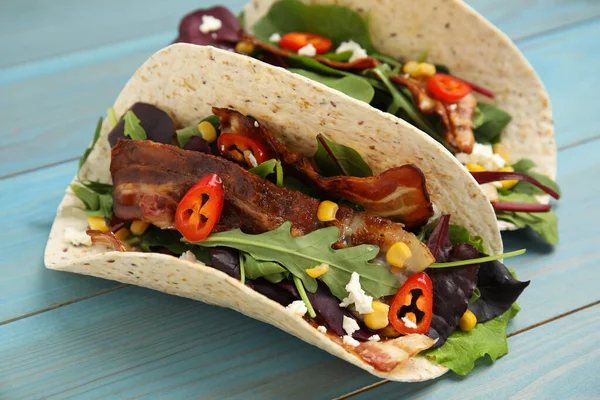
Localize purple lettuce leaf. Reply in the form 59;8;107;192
174;6;243;50
210;247;240;279
183;136;213;154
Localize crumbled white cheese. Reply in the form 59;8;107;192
64;227;92;246
335;40;368;63
317;325;327;333
339;272;374;314
368;334;381;342
342;315;360;336
480;183;499;202
269;33;282;43
179;250;198;263
199;15;222;34
343;335;360;347
253;121;259;128
456;143;506;171
297;43;317;57
402;317;418;329
287;300;308;317
448;104;457;111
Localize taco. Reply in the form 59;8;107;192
174;0;561;244
45;44;529;381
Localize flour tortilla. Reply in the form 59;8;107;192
45;44;502;381
243;0;557;216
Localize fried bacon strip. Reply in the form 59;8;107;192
390;75;476;154
240;33;379;70
214;108;434;228
110;140;434;272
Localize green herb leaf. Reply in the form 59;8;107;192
70;184;99;210
448;225;487;253
249;159;278;179
107;108;118;128
416;50;428;63
134;226;211;263
176;115;220;147
473;103;512;144
70;182;114;219
275;160;284;187
78;117;103;174
253;0;375;52
123;110;147;140
472;107;485;130
509;158;561;197
290;68;375;103
319;51;352;62
186;222;398;300
429;249;526;268
423;302;520;375
294;275;317;318
511;159;537;173
243;253;288;280
313;134;373;177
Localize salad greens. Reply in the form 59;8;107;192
423;302;520;375
185;221;399;300
70;182;113;219
473;103;512;144
78;117;103;173
313;134;373;177
429;249;526;269
289;68;374;103
123;110;147;140
107;107;118;128
242;253;288;283
176;115;220;147
512;159;561;197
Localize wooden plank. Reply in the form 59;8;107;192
2;16;598;178
0;161;121;323
348;304;600;400
0;138;598;398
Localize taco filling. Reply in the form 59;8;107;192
69;102;529;376
173;0;561;244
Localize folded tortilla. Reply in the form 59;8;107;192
45;44;502;381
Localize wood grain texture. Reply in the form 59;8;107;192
2;2;600;178
348;304;600;400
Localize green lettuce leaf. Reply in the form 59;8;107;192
313;134;373;177
186;222;398;300
290;68;375;103
423;302;520;375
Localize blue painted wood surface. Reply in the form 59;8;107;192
1;0;598;398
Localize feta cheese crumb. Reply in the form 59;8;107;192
335;40;368;63
343;335;360;347
456;143;506;171
297;43;317;57
317;325;327;333
269;33;282;43
199;15;222;34
339;272;374;314
342;315;360;336
368;334;381;342
253;121;259;128
179;250;198;263
287;300;308;317
480;183;499;202
402;316;418;329
64;227;92;246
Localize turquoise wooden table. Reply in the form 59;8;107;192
1;0;599;398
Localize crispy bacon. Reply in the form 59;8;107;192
390;75;476;154
110;140;434;272
86;230;128;252
241;33;378;70
214;108;434;228
354;334;435;372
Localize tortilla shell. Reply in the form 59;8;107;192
46;44;505;381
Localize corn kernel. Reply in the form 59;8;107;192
493;143;511;163
114;227;130;241
197;121;217;143
306;263;330;278
412;62;436;78
402;61;419;75
130;221;150;236
498;166;519;190
363;301;390;330
386;241;412;268
466;163;486;172
235;41;255;54
87;216;109;232
317;200;339;222
459;309;477;331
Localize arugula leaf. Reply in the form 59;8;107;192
473;103;512;144
176;115;220;147
78;117;103;174
123;110;147;140
70;184;99;210
313;134;373;177
294;275;317;318
243;253;288;283
510;158;561;197
133;226;211;263
290;69;375;103
448;224;487;253
70;183;114;219
107;108;118;128
253;0;376;52
423;302;520;375
187;222;398;300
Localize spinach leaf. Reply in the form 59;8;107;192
313;134;373;177
511;158;561;197
135;226;211;263
282;176;320;197
319;51;352;62
78;117;103;173
511;159;536;172
287;55;349;77
473;103;512;144
187;222;398;300
123;110;147;140
252;0;376;52
289;68;375;103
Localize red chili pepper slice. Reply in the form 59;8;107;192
388;272;433;335
217;133;268;167
175;174;224;242
427;73;472;102
279;32;332;55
